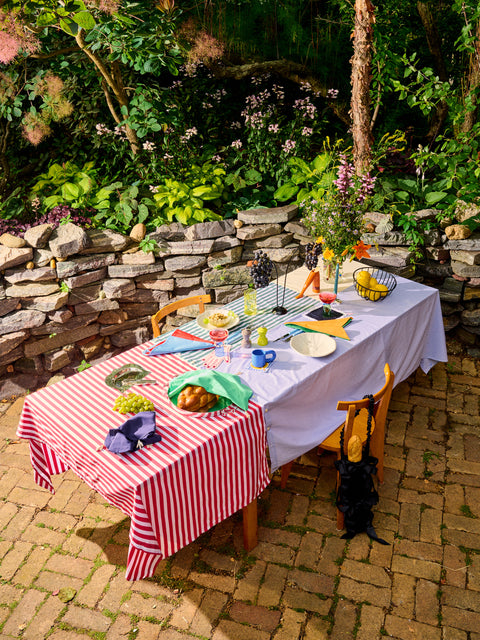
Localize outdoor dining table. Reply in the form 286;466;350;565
16;262;447;581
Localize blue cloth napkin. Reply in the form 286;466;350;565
144;336;214;356
104;411;162;454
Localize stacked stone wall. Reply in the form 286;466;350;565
1;202;479;398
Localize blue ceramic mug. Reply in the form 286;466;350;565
251;349;276;368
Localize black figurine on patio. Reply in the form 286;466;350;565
335;395;389;545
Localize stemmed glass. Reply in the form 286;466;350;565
209;328;229;355
319;292;337;317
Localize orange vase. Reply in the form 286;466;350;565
312;270;320;294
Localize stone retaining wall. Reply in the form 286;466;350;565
1;203;479;398
0;204;304;397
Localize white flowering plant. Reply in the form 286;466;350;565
225;79;324;194
301;154;375;263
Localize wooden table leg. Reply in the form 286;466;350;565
242;498;257;551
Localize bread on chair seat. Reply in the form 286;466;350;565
177;385;218;412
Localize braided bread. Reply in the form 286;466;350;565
177;385;218;412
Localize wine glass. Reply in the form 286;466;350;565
209;328;229;355
319;292;337;317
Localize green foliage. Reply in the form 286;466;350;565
0;188;25;219
30;161;107;211
85;1;183;76
460;504;476;519
0;71;23;123
138;235;159;254
152;162;226;226
93;182;153;234
411;129;480;213
274;151;336;205
372;174;451;215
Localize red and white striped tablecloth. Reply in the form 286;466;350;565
17;343;269;581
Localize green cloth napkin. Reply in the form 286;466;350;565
168;370;253;412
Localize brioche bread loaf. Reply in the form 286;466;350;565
177;385;219;412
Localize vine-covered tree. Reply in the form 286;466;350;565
0;0;183;158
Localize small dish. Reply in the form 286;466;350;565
290;333;337;358
196;309;240;332
105;364;155;392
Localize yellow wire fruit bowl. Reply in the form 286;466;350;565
353;267;397;302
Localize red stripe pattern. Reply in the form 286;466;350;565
17;344;269;581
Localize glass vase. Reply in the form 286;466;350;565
322;259;344;296
244;288;257;316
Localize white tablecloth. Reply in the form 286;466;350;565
214;268;447;471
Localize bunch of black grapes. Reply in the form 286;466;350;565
250;250;274;289
304;242;322;271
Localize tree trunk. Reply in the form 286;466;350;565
417;1;449;142
460;17;480;133
74;29;141;155
350;0;375;175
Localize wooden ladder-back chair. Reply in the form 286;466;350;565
151;294;212;338
280;363;395;530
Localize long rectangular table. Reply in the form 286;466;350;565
180;265;447;471
17;350;269;581
17;263;447;580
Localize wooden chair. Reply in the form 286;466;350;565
151;294;212;338
280;363;395;530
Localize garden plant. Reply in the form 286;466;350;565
0;0;479;244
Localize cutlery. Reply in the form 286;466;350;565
272;332;291;342
273;329;303;343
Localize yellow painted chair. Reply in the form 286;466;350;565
151;294;212;338
280;363;395;530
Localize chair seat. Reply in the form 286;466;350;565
320;409;376;452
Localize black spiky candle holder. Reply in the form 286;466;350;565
271;258;293;315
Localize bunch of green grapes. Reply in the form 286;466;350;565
113;393;154;414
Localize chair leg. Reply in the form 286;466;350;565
242;499;257;551
336;507;344;531
280;462;294;489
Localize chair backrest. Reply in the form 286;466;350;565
336;363;395;455
151;294;212;337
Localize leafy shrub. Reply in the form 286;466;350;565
93;182;153;234
30;161;109;212
151;162;226;226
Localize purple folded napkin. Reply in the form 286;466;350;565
144;336;214;356
104;411;162;454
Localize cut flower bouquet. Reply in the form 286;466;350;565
301;153;375;265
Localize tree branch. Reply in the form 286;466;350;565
30;46;81;59
213;59;351;126
100;78;122;125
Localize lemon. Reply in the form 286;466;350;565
367;287;382;302
356;270;371;286
369;276;378;287
376;284;389;298
355;270;371;297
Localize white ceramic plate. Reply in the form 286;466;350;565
196;308;240;332
290;332;337;358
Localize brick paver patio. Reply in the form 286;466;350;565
1;346;479;639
